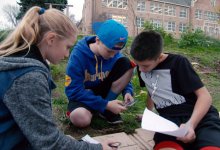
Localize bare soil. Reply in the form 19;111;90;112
52;106;124;139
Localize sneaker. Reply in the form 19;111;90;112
99;110;123;124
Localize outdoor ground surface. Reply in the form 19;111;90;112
51;47;220;140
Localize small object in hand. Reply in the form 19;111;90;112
124;99;137;107
109;142;121;148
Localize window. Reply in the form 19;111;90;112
204;11;216;21
137;0;146;12
136;17;145;28
204;23;218;34
210;0;216;7
166;21;175;31
111;15;128;27
150;2;163;14
215;28;219;35
102;0;128;9
151;19;162;28
102;0;107;6
180;8;187;18
209;27;214;34
179;23;187;32
216;13;220;21
106;13;113;19
195;9;202;19
164;5;176;16
118;0;127;8
195;26;202;31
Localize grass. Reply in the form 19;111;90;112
51;41;220;139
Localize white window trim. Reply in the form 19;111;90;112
136;17;145;28
150;2;163;14
102;0;128;9
137;0;146;12
195;9;202;20
179;8;187;18
164;5;176;16
166;21;176;31
179;23;187;32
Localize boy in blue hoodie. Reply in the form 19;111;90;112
65;19;135;128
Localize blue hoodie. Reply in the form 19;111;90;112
65;36;133;113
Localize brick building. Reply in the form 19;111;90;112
81;0;220;38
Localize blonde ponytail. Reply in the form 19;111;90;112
0;6;78;56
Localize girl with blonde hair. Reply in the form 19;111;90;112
0;6;116;150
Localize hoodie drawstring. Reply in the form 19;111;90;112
94;55;103;81
101;60;103;80
94;55;98;75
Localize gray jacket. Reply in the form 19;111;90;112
0;56;102;150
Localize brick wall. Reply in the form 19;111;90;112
81;0;220;38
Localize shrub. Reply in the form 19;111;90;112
178;29;208;48
143;21;174;46
205;36;220;51
178;28;220;51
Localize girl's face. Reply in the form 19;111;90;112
45;34;76;64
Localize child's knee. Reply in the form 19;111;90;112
154;141;183;150
69;108;92;128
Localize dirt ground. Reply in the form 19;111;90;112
52;106;125;139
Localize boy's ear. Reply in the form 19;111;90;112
156;54;163;63
158;54;163;60
45;32;57;46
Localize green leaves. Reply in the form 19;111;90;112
17;0;68;19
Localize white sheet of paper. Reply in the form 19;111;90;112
141;108;188;137
81;134;100;144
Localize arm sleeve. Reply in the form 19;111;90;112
174;56;203;94
137;66;145;87
118;54;134;96
3;72;102;150
65;54;108;113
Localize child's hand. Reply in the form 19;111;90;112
123;93;134;106
177;123;196;143
106;100;127;114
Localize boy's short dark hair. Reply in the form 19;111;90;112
130;31;163;61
